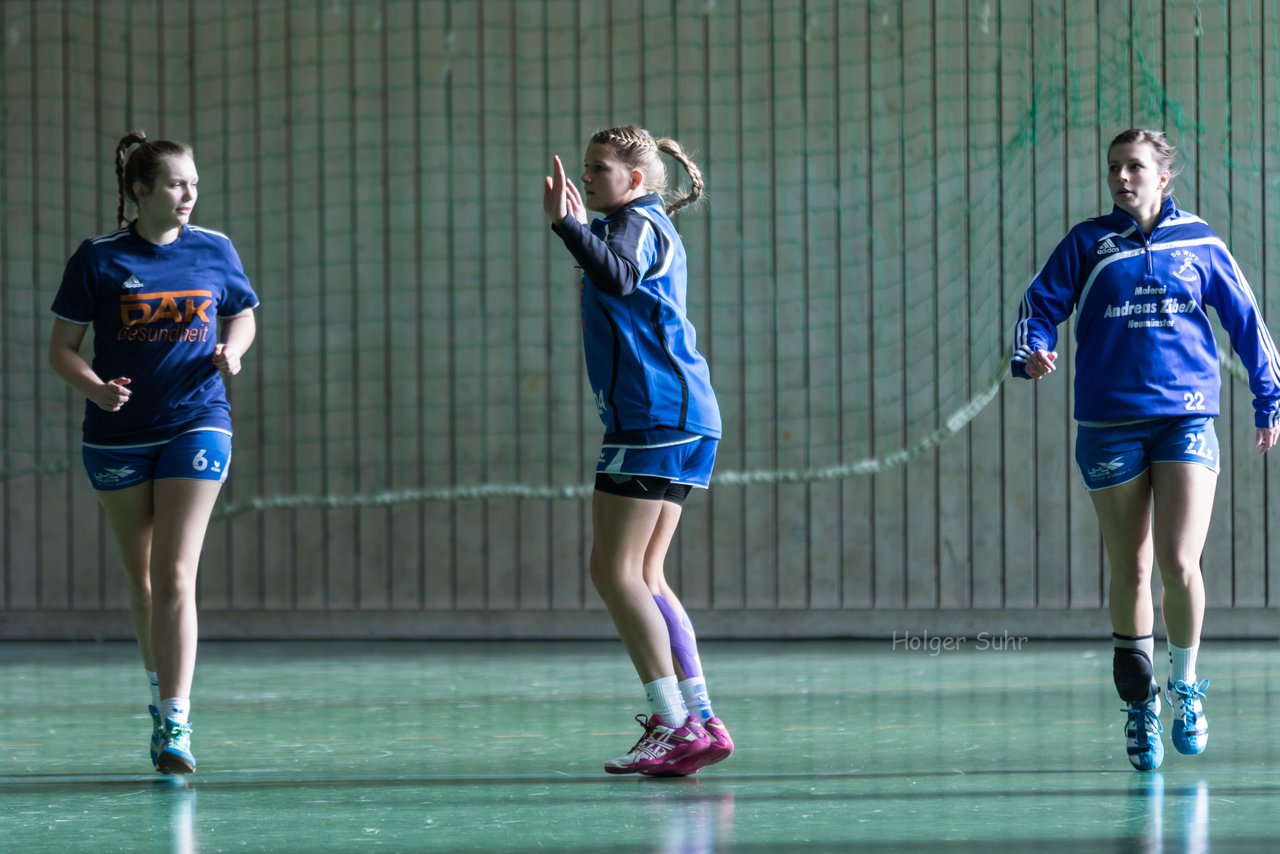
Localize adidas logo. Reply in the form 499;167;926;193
1096;238;1119;255
123;274;144;289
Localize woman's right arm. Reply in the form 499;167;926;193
1011;230;1084;379
551;213;648;297
48;318;131;412
543;154;650;296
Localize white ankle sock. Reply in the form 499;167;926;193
643;676;688;726
1169;643;1199;684
160;698;190;725
679;677;713;721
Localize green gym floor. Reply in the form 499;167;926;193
2;640;1278;852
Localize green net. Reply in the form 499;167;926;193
0;0;1272;518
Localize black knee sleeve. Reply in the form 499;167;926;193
1113;648;1158;703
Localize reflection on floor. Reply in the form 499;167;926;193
1;640;1277;852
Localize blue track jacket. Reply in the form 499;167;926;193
552;194;721;438
1012;198;1280;428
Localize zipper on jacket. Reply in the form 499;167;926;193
1124;205;1172;276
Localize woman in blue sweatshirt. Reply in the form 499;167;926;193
545;126;732;777
1012;128;1280;771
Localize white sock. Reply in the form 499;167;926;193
1169;643;1199;685
643;676;688;727
146;671;161;710
679;677;714;721
160;698;190;725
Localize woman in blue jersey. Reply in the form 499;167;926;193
1013;128;1280;772
48;132;258;774
543;126;733;776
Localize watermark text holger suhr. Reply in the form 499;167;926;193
891;630;1029;655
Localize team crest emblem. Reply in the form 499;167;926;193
1169;249;1200;283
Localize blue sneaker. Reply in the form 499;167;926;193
148;706;163;768
156;718;196;775
1123;694;1163;771
1167;678;1210;755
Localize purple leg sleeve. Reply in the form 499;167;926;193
654;593;703;678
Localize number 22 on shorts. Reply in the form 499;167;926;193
1184;432;1214;460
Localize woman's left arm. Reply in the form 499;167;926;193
1204;245;1280;440
213;308;257;377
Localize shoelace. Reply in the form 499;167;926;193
626;714;703;762
164;722;193;749
637;724;682;757
1121;702;1164;741
1170;678;1210;728
621;714;671;759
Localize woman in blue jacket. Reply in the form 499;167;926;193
1013;128;1280;771
544;126;732;777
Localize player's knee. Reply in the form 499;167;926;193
1109;561;1152;587
1113;648;1157;703
587;552;631;598
587;554;611;593
1154;556;1200;590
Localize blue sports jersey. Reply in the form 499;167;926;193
51;223;260;445
553;193;721;438
1012;198;1280;428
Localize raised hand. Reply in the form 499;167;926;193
543;155;568;224
544;155;586;225
564;170;587;223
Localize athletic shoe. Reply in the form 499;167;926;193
700;717;735;767
156;718;196;775
644;716;734;777
604;714;711;776
1167;678;1210;756
1123;694;1163;772
148;705;163;768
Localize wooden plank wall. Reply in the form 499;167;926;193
2;0;1278;639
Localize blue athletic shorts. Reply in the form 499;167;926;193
82;428;233;492
1075;416;1219;491
595;429;718;488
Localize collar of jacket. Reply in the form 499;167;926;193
600;192;663;221
1105;195;1181;236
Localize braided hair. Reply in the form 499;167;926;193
589;125;705;216
115;131;194;227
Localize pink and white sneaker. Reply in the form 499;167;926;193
644;716;734;777
699;717;735;767
604;714;711;776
